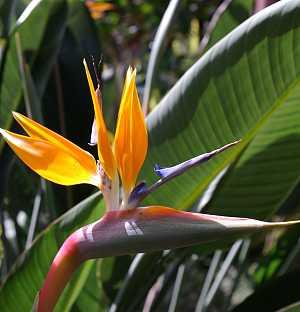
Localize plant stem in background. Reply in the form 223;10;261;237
254;0;278;13
142;0;180;114
195;250;223;312
198;0;232;54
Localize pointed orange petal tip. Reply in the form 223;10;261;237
12;111;28;127
114;67;148;195
83;58;116;180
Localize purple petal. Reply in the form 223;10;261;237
128;181;148;208
129;140;241;207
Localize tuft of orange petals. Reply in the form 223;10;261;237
0;63;148;201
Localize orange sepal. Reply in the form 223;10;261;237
0;129;98;186
12;112;97;176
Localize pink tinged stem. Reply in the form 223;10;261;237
36;234;82;312
35;206;300;310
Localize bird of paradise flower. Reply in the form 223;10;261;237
1;60;299;312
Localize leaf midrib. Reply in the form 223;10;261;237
178;73;300;211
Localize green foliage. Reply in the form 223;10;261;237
143;0;300;222
232;270;300;312
0;225;3;266
0;192;103;312
1;0;300;311
0;0;67;151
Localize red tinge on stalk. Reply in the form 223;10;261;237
35;206;300;311
36;235;82;312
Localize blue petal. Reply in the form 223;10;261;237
154;164;164;178
129;140;240;208
154;140;240;181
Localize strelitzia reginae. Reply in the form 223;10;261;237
1;60;300;312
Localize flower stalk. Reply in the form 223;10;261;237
34;206;300;311
36;235;82;312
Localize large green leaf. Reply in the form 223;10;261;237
0;192;104;312
0;0;67;152
2;2;300;311
142;0;300;221
74;261;106;312
75;257;132;312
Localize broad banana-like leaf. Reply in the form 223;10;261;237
74;261;107;312
0;192;104;312
2;1;300;311
142;0;300;222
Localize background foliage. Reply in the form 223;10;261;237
1;0;300;311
